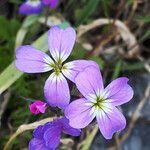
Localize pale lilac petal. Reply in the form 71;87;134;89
75;66;104;99
96;105;126;139
44;125;61;149
15;45;53;73
60;118;81;136
19;0;43;15
44;73;70;108
62;60;99;82
29;138;49;150
104;77;134;106
48;26;76;62
65;98;95;128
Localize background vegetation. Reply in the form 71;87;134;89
0;0;150;149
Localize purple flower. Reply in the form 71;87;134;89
15;26;98;109
19;0;43;15
29;100;47;114
65;66;134;139
42;0;59;9
29;117;81;150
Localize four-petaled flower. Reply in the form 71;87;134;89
65;66;133;139
29;100;47;114
19;0;43;15
15;26;98;108
29;117;80;150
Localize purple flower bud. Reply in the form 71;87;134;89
19;0;43;15
29;100;47;114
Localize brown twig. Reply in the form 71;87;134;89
77;18;139;58
79;125;99;150
125;0;138;25
4;117;54;150
114;133;121;150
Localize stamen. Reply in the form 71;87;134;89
92;96;106;109
50;58;63;76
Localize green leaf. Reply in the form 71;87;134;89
15;28;28;48
10;0;22;4
0;16;10;40
75;0;100;26
135;15;150;24
111;60;122;80
122;62;145;71
101;0;110;18
141;30;150;41
69;44;86;59
0;16;21;41
127;0;133;6
22;15;39;28
0;17;21;71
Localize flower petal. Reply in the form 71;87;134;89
44;73;70;108
43;125;61;149
65;98;95;128
105;77;134;106
48;26;76;62
62;60;99;82
29;138;49;150
33;126;44;138
15;45;53;73
96;105;126;139
19;0;42;15
42;0;59;9
31;121;62;150
60;117;81;136
33;123;51;139
75;66;104;99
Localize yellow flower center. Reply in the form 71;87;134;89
93;96;106;109
50;59;66;76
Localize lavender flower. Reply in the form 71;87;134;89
42;0;59;9
65;66;134;139
29;117;80;150
29;100;47;114
19;0;43;15
15;26;98;108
